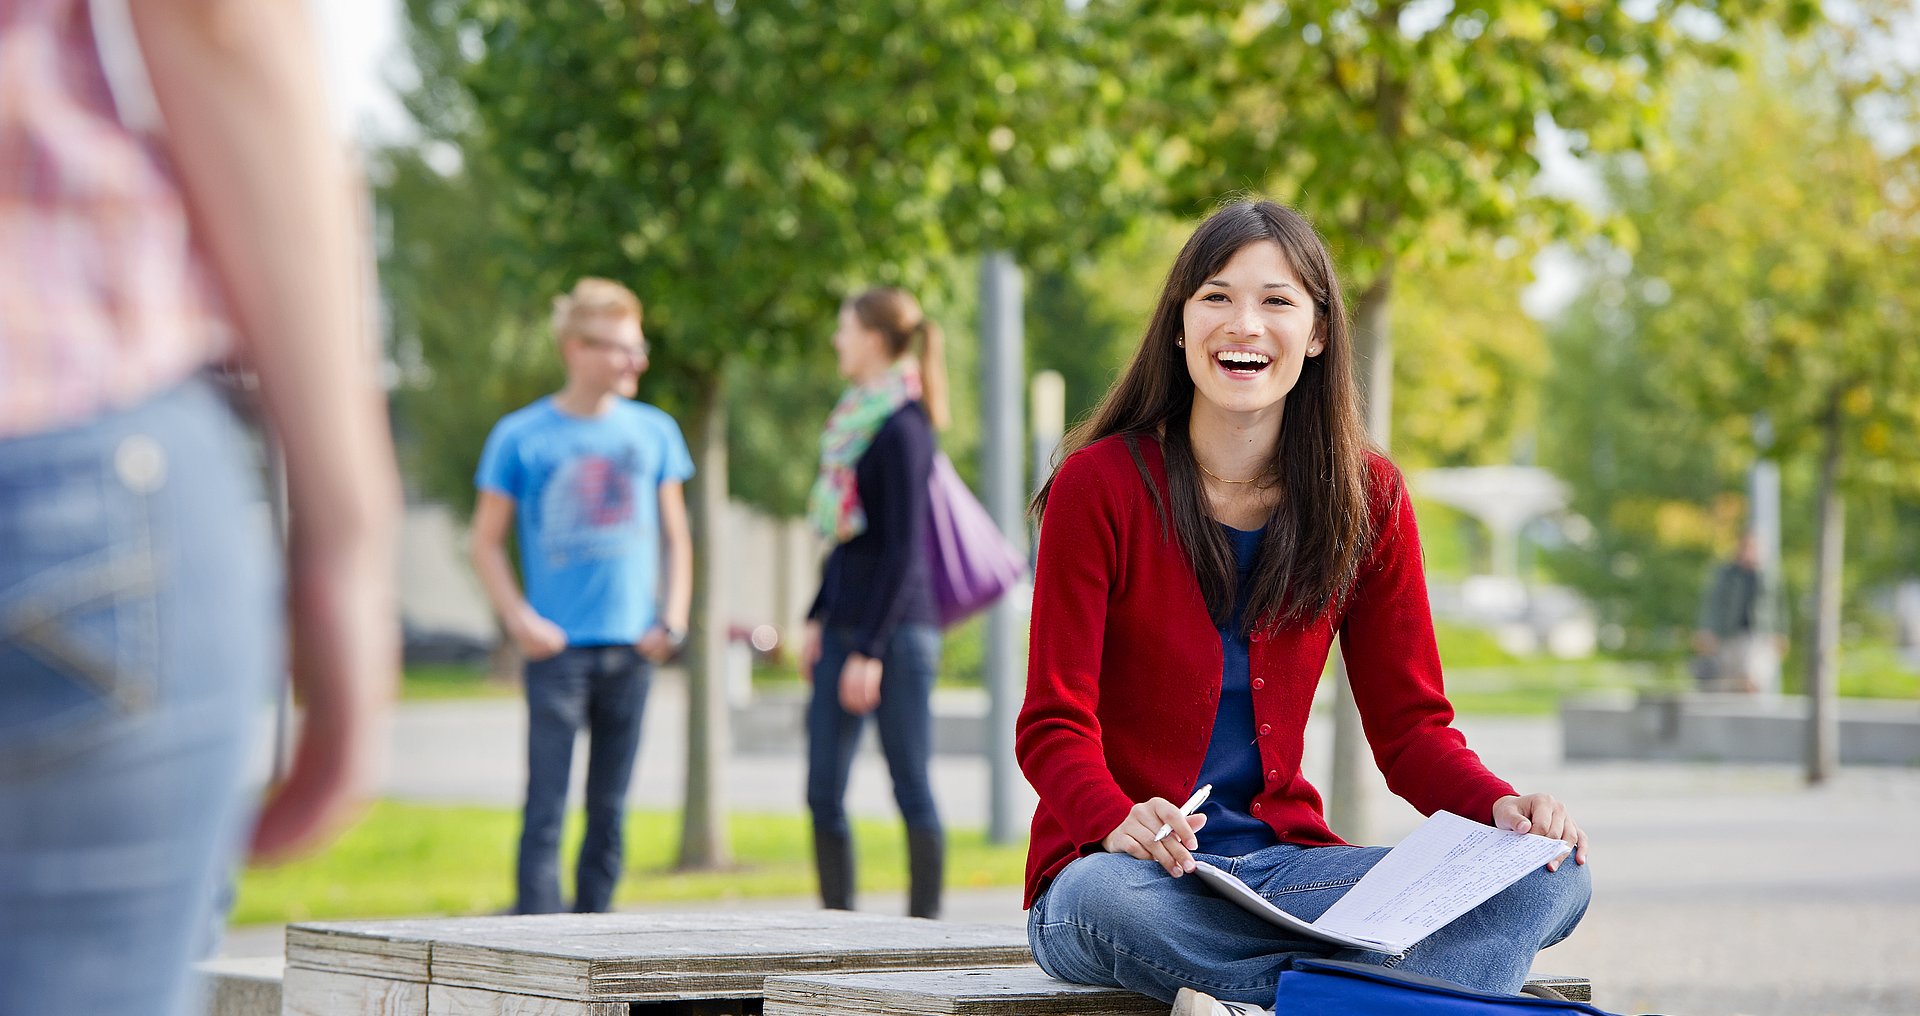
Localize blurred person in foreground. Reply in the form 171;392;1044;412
470;278;694;915
800;287;950;919
0;1;400;1014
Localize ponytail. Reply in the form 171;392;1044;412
850;286;948;431
916;319;950;431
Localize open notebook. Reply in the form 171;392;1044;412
1189;810;1573;955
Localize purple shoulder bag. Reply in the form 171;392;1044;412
922;452;1025;627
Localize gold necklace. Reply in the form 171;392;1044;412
1195;457;1271;486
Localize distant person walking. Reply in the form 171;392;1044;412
471;278;694;914
1693;532;1778;695
802;287;950;919
0;1;400;1014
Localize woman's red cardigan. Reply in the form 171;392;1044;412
1016;435;1516;909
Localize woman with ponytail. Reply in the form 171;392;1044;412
800;286;950;918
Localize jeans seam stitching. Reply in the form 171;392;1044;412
1262;876;1361;897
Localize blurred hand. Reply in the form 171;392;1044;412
511;608;567;662
636;625;677;663
1102;800;1210;877
800;621;822;685
1691;630;1718;655
1492;793;1588;871
838;652;883;714
250;544;397;863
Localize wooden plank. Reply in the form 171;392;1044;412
762;966;1163;1016
281;968;428;1016
286;923;435;982
426;984;627;1016
761;966;1595;1014
417;912;1030;1001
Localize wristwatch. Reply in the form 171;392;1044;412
663;625;688;651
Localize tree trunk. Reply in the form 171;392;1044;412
1805;390;1845;785
1326;268;1397;844
678;371;733;868
1352;269;1397;447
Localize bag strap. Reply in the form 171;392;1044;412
88;0;165;134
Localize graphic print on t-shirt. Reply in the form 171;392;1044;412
536;449;639;567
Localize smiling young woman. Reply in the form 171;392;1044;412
1017;201;1592;1016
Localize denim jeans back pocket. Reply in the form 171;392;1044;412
0;435;161;767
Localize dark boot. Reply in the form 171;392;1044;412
812;827;855;911
907;826;944;920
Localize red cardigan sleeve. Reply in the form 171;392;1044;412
1339;460;1517;824
1017;449;1137;854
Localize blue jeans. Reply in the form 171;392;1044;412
0;378;281;1016
1028;842;1590;1006
805;624;942;836
516;644;651;914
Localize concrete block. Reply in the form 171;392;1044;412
196;956;283;1016
1561;693;1920;766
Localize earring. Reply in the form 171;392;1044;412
1176;336;1185;348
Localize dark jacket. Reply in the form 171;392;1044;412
808;402;938;657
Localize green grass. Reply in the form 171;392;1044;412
1836;645;1920;699
232;802;1027;926
401;663;517;701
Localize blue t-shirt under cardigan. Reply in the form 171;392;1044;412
1195;522;1284;856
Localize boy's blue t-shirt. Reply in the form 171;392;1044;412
475;397;694;646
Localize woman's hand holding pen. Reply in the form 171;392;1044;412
1492;793;1589;872
1103;799;1210;878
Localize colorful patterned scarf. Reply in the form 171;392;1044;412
807;363;920;542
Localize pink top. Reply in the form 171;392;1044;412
0;0;230;439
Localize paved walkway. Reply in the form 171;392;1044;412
231;676;1920;1016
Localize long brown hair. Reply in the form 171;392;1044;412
1032;200;1381;632
849;287;949;430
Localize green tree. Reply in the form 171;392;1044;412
1388;221;1546;471
399;0;1124;867
382;150;551;520
1581;26;1919;779
1096;0;1816;442
1539;277;1748;651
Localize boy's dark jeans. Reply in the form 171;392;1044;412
515;644;651;914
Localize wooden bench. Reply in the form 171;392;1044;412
279;911;1031;1015
762;965;1595;1015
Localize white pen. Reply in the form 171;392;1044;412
1152;783;1213;843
